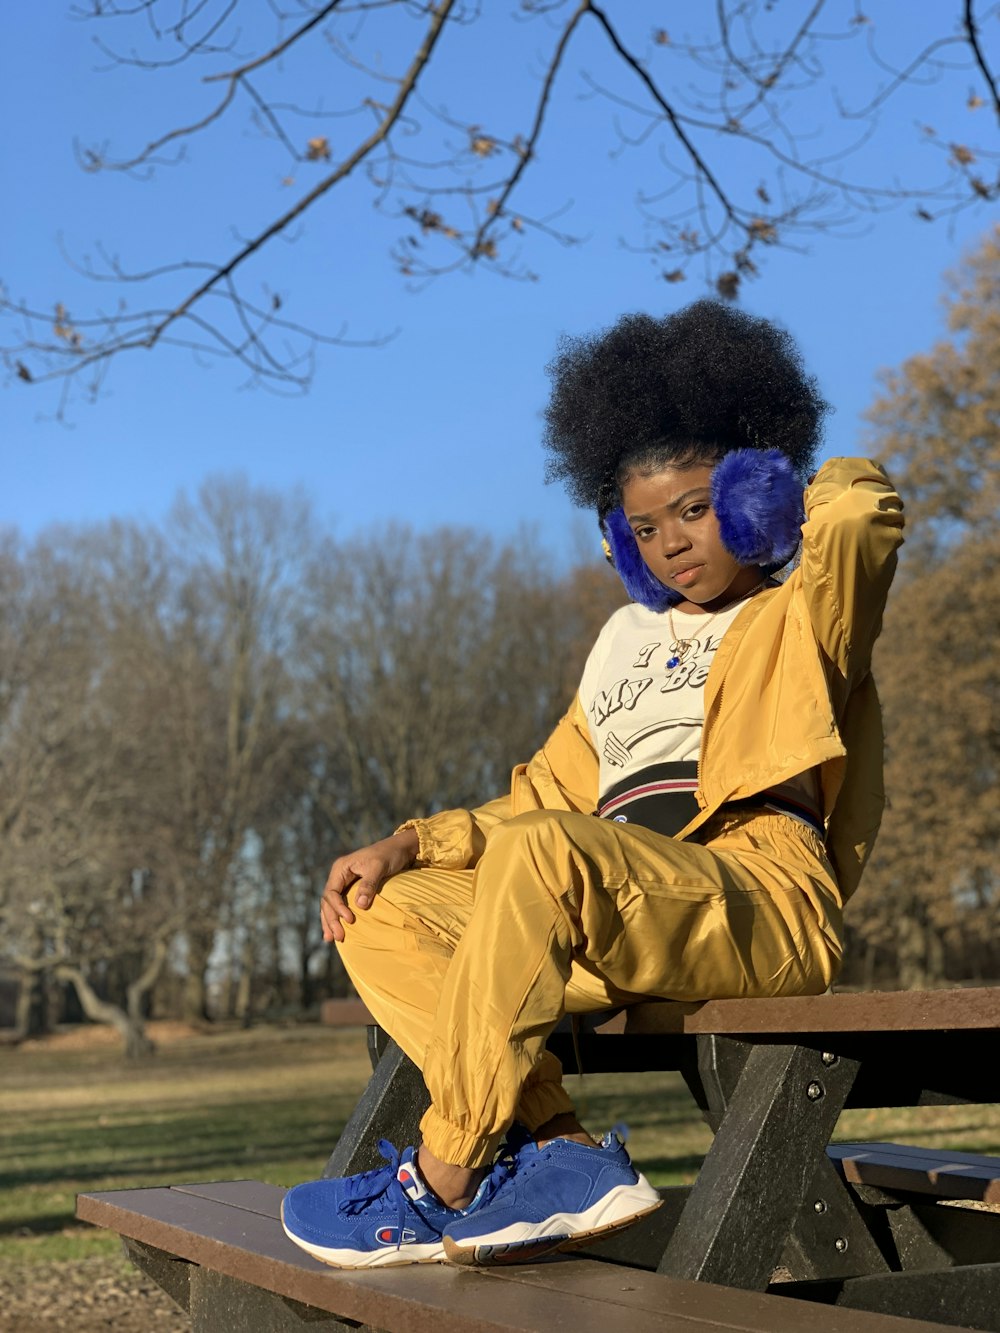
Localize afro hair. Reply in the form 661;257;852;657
542;300;829;516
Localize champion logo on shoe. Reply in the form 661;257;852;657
375;1225;417;1246
396;1163;428;1201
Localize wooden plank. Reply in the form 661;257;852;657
321;988;1000;1041
77;1183;956;1332
171;1181;287;1215
80;1185;592;1333
621;987;1000;1035
496;1260;957;1333
830;1142;1000;1205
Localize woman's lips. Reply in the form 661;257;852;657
672;565;702;586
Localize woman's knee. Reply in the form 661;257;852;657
478;811;602;912
335;867;420;961
483;809;591;860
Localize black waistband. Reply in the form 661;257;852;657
598;762;700;839
598;763;825;840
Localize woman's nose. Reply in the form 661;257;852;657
660;523;690;557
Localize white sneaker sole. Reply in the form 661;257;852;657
443;1176;663;1267
280;1200;446;1268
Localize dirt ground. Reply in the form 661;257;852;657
0;1258;190;1333
17;1021;206;1054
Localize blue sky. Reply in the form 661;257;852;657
3;3;997;549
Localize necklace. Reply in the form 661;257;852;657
665;579;769;670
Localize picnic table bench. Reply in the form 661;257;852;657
78;986;1000;1332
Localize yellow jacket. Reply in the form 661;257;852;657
407;458;904;903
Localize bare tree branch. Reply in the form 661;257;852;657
965;0;1000;123
156;0;454;342
85;1;346;172
588;5;742;238
466;0;589;260
4;1;998;409
206;0;344;85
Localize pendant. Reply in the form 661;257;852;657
666;639;692;670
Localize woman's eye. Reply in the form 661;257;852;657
633;525;655;540
683;504;708;520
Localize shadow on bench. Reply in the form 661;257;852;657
78;1178;961;1333
79;987;1000;1332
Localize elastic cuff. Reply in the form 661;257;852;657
393;819;431;866
419;1105;505;1170
393;816;475;870
514;1070;576;1133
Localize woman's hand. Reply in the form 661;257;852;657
321;828;420;944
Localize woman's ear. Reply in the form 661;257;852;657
602;506;681;611
710;448;804;571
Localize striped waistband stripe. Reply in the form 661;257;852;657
598;779;699;818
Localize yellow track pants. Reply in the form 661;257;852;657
337;807;843;1168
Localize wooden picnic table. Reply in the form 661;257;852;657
78;986;1000;1331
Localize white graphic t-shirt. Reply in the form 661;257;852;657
578;599;751;801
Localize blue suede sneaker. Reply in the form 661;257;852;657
442;1130;662;1266
281;1141;461;1268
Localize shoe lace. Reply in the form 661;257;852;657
499;1121;535;1158
338;1139;404;1217
468;1125;531;1208
334;1130;530;1237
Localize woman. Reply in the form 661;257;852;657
281;300;904;1270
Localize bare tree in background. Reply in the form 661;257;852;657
857;226;1000;987
150;477;311;1022
0;529;181;1056
298;527;543;850
2;1;998;411
266;524;624;1006
0;478;624;1040
0;533;69;1039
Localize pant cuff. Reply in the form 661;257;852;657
419;1106;506;1170
514;1077;576;1133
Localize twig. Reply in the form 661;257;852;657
150;0;456;349
964;0;1000;123
466;0;589;258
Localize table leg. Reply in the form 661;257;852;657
659;1037;872;1288
323;1036;430;1178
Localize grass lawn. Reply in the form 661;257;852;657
0;1023;373;1266
3;1019;999;1272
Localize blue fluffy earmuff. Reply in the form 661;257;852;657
603;506;681;611
603;448;804;612
710;448;804;571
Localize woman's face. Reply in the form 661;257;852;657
620;462;762;613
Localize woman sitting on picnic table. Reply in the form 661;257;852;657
282;299;904;1270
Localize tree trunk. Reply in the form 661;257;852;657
57;965;155;1059
895;910;927;991
923;922;945;987
13;924;53;1039
298;942;314;1012
126;937;171;1028
14;965;50;1039
182;930;215;1024
234;934;254;1028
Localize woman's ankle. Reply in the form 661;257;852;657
416;1145;486;1210
533;1112;600;1148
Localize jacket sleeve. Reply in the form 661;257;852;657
396;695;599;870
798;457;904;686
